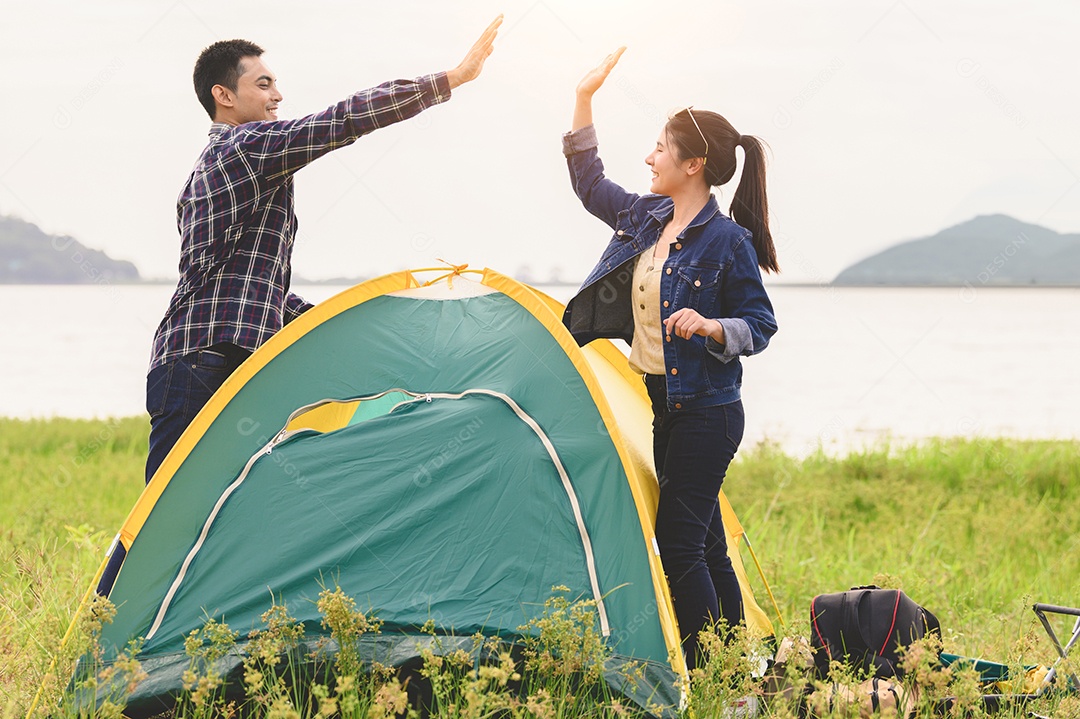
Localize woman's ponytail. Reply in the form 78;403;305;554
731;134;779;274
666;109;780;273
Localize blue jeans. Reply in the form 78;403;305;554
144;343;250;484
97;344;249;597
645;374;745;669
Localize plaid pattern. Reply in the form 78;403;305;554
150;73;451;370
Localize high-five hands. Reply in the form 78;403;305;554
447;15;504;89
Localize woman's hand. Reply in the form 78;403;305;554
572;47;625;131
664;308;725;343
576;47;626;98
446;15;503;89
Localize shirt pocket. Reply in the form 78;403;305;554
674;263;724;318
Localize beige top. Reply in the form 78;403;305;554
628;248;666;375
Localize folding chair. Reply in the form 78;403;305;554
936;602;1080;713
1032;603;1080;693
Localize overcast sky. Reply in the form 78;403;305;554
1;0;1077;284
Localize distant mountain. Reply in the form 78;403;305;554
833;215;1080;286
0;215;140;284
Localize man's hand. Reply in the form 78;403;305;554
664;308;725;343
447;15;503;89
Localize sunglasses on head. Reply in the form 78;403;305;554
681;106;708;165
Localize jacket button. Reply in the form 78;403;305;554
670;367;678;376
694;279;701;287
666;268;672;275
639;303;645;310
663;300;669;308
666;335;672;342
639;285;645;291
675;243;682;250
674;403;682;409
616;230;624;236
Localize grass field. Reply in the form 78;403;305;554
1;417;1078;716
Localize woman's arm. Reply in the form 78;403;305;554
563;48;640;228
573;48;624;131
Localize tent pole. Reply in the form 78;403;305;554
743;533;787;631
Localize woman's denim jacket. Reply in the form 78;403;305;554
562;125;777;411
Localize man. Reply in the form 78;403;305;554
145;18;501;485
94;20;501;599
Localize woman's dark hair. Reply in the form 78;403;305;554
665;109;779;273
193;39;265;120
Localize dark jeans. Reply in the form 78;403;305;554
145;343;251;484
96;343;249;597
645;374;745;669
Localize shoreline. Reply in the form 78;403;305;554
1;415;1074;460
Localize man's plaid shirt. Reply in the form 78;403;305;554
149;73;451;371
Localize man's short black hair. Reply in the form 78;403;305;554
193;39;265;120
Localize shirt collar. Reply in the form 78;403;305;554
208;122;233;139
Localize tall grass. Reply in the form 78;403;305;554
1;417;1078;716
0;418;145;715
728;439;1080;660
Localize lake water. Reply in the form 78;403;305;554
2;283;1078;455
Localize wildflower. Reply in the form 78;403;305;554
97;699;124;719
182;668;198;690
525;689;554;719
447;648;472;669
265;695;300;719
370;680;408;719
244;669;264;690
318;585;382;676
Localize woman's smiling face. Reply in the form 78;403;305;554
645;130;689;196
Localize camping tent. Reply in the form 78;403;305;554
70;268;774;715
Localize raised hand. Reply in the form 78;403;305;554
576;47;626;98
571;47;625;131
447;15;504;89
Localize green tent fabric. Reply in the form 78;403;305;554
144;391;634;654
66;269;773;716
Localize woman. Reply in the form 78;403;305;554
561;49;779;668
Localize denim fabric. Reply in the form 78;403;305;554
646;374;744;669
145;344;251;484
562;126;777;411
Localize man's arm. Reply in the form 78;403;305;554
244;75;451;183
237;16;502;183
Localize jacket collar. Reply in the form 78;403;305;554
645;194;722;237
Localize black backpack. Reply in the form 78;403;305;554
810;586;940;679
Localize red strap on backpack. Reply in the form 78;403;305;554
811;597;832;662
879;591;902;654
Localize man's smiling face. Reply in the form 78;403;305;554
219;55;282;125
